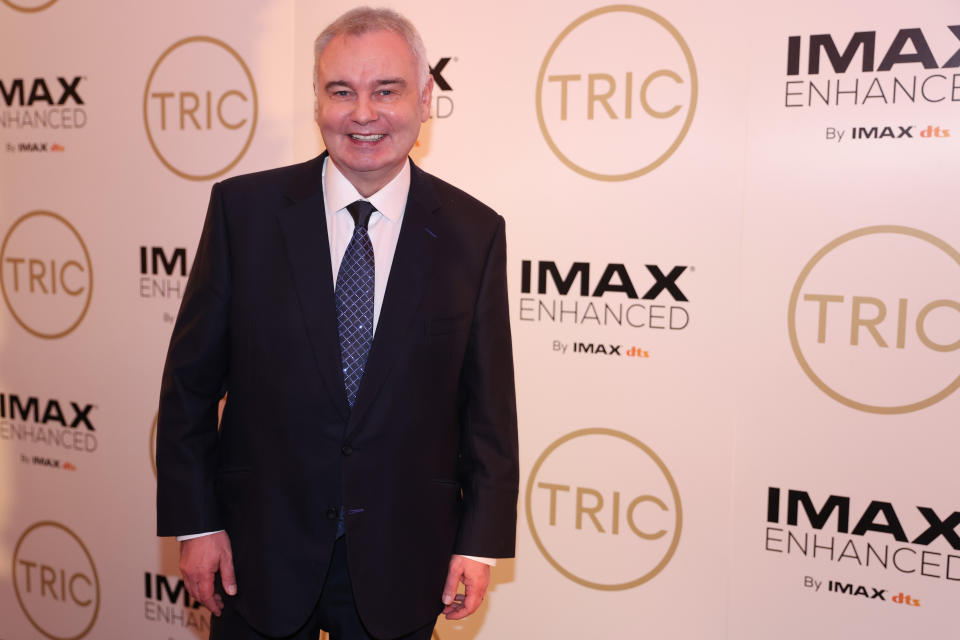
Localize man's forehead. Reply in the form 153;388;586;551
320;30;415;66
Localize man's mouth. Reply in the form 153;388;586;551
350;133;385;142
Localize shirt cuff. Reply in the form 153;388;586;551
176;530;224;541
457;554;496;566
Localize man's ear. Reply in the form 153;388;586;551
420;76;434;123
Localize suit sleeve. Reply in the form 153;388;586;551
156;183;231;537
454;215;520;558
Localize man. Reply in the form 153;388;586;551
156;7;518;640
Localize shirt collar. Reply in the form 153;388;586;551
322;155;410;223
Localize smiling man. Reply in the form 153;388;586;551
156;7;518;640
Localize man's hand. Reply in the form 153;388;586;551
179;531;237;617
441;555;490;620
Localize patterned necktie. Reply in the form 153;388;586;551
335;200;376;408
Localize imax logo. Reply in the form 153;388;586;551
787;27;960;75
521;261;688;301
0;393;94;430
827;580;886;600
768;488;960;549
0;77;84;107
851;125;914;139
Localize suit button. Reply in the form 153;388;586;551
326;508;337;520
341;445;353;456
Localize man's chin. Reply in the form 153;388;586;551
328;153;408;194
329;154;405;178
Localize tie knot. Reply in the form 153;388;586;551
346;200;376;230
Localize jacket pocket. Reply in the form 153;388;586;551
216;466;253;478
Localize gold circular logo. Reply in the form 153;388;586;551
1;0;59;12
788;225;960;414
526;428;682;590
12;521;100;640
536;5;697;181
143;36;258;181
0;211;93;339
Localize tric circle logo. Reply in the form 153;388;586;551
536;5;697;181
789;225;960;414
0;211;93;339
144;36;258;181
526;428;682;590
12;521;100;640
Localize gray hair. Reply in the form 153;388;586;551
313;6;430;93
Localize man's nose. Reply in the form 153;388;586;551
352;95;377;124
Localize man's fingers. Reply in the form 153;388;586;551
190;572;222;616
441;557;463;606
219;552;238;596
183;572;220;615
441;593;464;615
461;581;485;616
445;590;483;620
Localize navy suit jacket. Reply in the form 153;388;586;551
156;153;519;638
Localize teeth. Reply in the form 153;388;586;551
351;134;384;141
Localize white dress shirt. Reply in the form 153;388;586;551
179;157;494;566
322;155;406;333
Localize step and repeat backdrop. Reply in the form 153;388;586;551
1;0;957;638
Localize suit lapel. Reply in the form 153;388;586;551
348;161;440;430
275;153;351;421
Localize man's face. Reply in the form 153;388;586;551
315;30;432;195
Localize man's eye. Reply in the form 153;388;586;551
377;89;395;96
331;90;351;97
